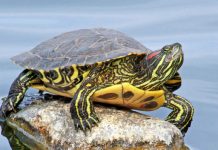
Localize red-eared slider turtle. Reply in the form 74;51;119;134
0;28;194;135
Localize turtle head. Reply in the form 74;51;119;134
146;43;183;86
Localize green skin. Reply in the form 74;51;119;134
0;43;194;135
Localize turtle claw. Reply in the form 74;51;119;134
181;119;192;137
0;98;17;118
73;114;100;134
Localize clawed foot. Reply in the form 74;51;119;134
180;119;192;136
73;113;100;133
166;118;192;137
0;97;17;118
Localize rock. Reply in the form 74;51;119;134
5;99;188;150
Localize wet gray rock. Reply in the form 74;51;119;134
6;99;188;150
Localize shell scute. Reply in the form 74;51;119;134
11;28;150;70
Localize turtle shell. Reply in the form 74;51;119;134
11;28;151;70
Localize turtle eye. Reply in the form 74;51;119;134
163;45;171;52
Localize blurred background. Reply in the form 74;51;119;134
0;0;218;149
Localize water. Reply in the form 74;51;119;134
0;0;218;149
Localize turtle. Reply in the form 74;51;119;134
0;28;194;135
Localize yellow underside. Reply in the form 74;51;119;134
93;83;165;111
31;82;165;111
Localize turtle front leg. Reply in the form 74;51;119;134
0;69;37;117
70;80;101;132
163;92;194;136
164;72;181;92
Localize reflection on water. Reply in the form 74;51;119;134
0;122;30;150
1;0;218;149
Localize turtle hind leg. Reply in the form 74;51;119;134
164;93;194;136
0;69;37;117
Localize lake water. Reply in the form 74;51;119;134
0;0;218;149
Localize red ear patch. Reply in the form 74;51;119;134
147;51;160;60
